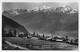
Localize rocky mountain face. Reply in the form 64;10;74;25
3;6;77;17
2;6;78;38
2;9;29;17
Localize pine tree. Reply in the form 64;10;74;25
70;39;73;44
65;36;68;42
14;29;16;36
75;39;78;43
65;36;68;39
2;27;4;35
33;32;35;37
2;27;6;37
43;34;45;38
8;29;13;37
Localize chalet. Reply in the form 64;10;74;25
51;36;64;42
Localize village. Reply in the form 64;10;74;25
2;28;78;46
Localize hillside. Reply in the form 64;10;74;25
2;15;28;33
11;12;78;33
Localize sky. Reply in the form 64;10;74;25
2;2;78;11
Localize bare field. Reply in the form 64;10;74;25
3;37;78;50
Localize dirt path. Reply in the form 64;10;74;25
5;41;29;50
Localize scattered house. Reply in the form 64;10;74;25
27;34;32;38
46;37;52;40
52;36;63;42
56;38;63;42
18;32;25;38
19;32;25;35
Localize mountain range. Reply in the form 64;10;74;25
2;6;78;38
3;6;78;17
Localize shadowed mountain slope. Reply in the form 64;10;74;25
2;15;28;33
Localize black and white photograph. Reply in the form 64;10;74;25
2;2;78;50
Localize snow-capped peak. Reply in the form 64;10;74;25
3;6;78;18
41;5;51;9
33;6;51;11
69;9;77;14
54;6;77;14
